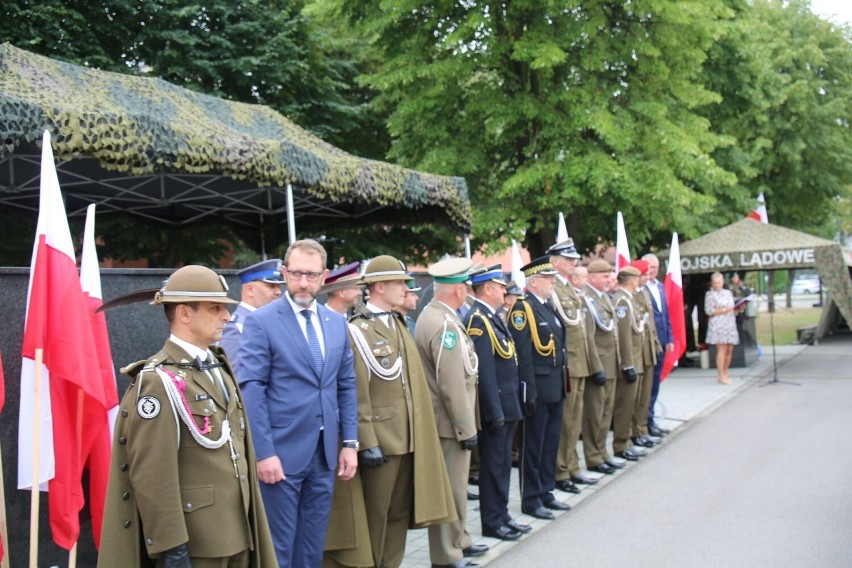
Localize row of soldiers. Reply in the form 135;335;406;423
312;237;668;567
100;236;669;568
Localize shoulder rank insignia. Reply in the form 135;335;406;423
468;327;483;337
615;306;628;319
137;395;161;419
442;331;458;350
511;310;527;330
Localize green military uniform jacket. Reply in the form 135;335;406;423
583;285;621;379
553;278;602;378
324;309;457;563
98;341;276;567
614;288;644;373
415;299;479;441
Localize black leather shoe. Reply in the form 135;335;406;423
615;450;640;461
543;499;571;511
648;425;670;436
463;544;489;557
467;490;479;501
482;525;522;540
522;506;555;520
468;474;480;486
605;459;626;470
431;560;479;568
570;475;599;485
555;479;581;494
632;436;653;448
506;518;531;533
589;463;615;475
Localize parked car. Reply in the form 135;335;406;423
791;275;821;295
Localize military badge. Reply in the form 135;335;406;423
511;310;527;330
360;322;369;330
616;306;628;319
137;396;161;419
442;331;457;350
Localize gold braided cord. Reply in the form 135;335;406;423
521;301;555;358
467;311;515;360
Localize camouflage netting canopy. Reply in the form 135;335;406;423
660;218;852;339
0;43;472;233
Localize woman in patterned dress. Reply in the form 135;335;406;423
704;272;740;384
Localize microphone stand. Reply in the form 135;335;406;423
758;294;799;387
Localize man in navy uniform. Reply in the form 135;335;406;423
465;265;529;541
509;257;570;520
219;259;284;373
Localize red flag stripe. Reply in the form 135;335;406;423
662;233;686;381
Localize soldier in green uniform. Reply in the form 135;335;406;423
98;265;276;568
581;259;622;475
611;265;648;462
547;241;605;493
345;255;457;568
629;259;662;449
415;258;485;568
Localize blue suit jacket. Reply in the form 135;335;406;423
648;279;673;348
237;297;357;473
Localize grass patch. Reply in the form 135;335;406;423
754;307;822;345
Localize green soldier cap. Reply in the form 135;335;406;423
618;265;641;277
361;255;413;284
587;259;613;274
406;276;422;292
151;265;238;305
428;257;475;284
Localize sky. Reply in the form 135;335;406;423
809;0;852;24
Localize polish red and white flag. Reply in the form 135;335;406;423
747;192;769;224
662;232;687;381
18;131;109;550
80;203;120;548
615;211;631;272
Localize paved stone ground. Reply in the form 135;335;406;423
401;342;812;567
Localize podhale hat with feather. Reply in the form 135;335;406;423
97;265;237;312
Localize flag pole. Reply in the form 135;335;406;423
0;442;9;568
30;347;43;568
69;388;85;568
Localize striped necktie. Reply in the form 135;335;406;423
301;309;325;376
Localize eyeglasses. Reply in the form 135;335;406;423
285;269;323;282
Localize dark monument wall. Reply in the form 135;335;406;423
0;268;242;567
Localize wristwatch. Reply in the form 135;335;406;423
342;440;360;450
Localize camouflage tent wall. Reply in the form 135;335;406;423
0;43;472;231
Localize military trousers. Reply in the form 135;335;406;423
555;375;586;481
361;453;414;568
478;420;516;532
520;400;563;511
632;364;655;438
582;377;614;468
612;373;640;454
428;438;473;565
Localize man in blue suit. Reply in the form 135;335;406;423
238;239;359;567
642;253;673;437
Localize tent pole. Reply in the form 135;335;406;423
464;234;471;259
286;184;296;245
260;214;267;260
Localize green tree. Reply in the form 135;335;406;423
701;0;852;236
313;0;738;257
